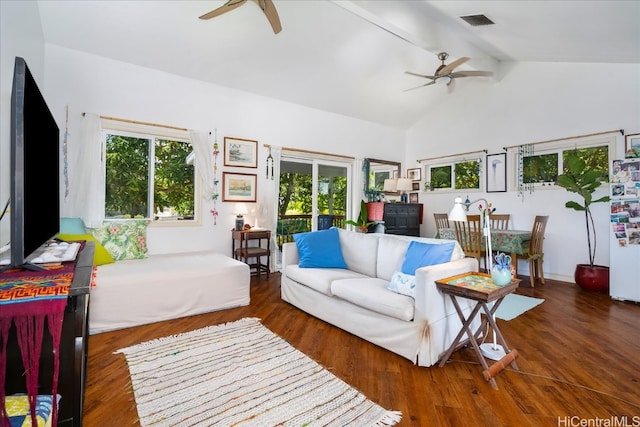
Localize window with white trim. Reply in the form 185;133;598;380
518;137;613;188
102;125;198;222
424;159;481;191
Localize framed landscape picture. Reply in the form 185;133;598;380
222;172;257;202
625;133;640;158
224;137;258;168
407;168;421;181
486;153;507;192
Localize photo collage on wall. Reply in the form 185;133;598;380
610;159;640;247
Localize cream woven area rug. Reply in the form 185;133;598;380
115;317;401;427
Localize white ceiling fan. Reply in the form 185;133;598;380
405;52;493;91
199;0;282;34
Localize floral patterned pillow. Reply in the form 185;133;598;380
90;220;149;261
387;270;416;298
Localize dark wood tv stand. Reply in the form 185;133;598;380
3;242;94;427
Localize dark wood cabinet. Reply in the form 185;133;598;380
4;242;94;427
382;203;423;236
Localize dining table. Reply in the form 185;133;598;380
438;227;532;272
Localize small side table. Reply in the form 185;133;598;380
232;229;271;278
435;272;521;389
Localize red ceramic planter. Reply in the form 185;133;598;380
574;264;610;293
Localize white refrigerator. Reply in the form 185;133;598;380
609;158;640;302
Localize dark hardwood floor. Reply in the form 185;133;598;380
84;273;640;426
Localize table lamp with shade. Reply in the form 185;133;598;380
382;178;397;193
449;196;506;361
396;178;413;203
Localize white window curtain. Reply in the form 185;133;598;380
64;113;104;228
353;158;364;217
267;146;282;272
188;130;215;199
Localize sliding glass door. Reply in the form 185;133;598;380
277;157;350;247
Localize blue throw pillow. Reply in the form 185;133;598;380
60;217;87;234
401;241;455;275
293;227;347;269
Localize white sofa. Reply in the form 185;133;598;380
89;251;250;333
281;228;479;367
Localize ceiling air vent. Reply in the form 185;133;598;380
460;14;495;27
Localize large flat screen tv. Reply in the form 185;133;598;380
1;57;60;272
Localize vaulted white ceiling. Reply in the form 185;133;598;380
37;1;640;129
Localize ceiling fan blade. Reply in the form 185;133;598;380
405;71;437;80
403;80;437;91
199;0;247;20
437;56;470;76
254;0;282;34
451;70;494;77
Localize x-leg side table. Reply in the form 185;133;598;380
435;272;521;389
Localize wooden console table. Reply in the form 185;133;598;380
232;229;271;278
435;272;520;389
1;242;94;427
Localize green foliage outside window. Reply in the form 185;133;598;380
278;172;347;216
562;146;609;182
154;139;195;218
523;153;558;183
430;165;451;189
522;145;609;184
105;134;194;220
429;161;479;190
454;161;480;190
105;135;150;218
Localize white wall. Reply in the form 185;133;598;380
40;45;405;255
406;61;640;282
0;1;405;256
0;0;47;244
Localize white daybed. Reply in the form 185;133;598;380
90;250;250;333
57;218;251;334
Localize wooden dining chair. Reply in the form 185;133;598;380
489;214;511;260
517;216;549;287
453;214;485;271
490;214;510;230
434;213;450;237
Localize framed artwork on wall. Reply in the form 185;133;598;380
625;133;640;158
224;137;258;168
222;172;257;202
407;168;421;181
486;153;507;192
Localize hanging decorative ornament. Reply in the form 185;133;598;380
526;143;535;195
63;105;70;199
517;143;535;201
266;147;274;180
210;129;220;225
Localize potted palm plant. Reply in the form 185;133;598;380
344;200;376;233
557;153;610;292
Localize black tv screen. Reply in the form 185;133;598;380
5;56;60;271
